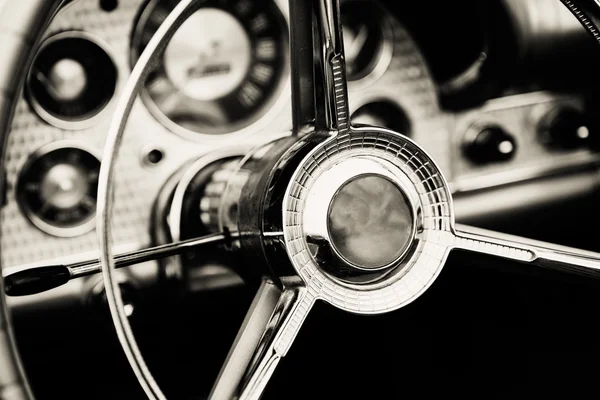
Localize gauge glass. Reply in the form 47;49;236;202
131;0;288;137
17;144;100;237
26;31;118;129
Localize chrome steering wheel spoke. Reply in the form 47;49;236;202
453;224;600;279
290;0;350;133
210;276;313;400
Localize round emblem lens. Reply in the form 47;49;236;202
327;175;414;270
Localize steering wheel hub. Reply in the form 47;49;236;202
327;173;414;270
281;128;453;311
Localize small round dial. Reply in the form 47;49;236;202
341;0;392;83
26;31;118;129
131;0;288;137
17;143;100;237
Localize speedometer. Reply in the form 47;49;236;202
131;0;288;138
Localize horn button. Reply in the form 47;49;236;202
205;129;454;313
327;174;414;270
280;129;454;313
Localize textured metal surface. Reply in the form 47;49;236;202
1;0;443;270
450;91;598;192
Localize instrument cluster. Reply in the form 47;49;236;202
3;0;600;309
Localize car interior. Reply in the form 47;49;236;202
2;0;600;399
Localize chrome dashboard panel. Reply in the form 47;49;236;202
3;0;600;311
450;91;595;192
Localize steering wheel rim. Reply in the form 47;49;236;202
0;2;67;399
2;1;600;399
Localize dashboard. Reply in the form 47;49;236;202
3;1;600;399
3;0;600;311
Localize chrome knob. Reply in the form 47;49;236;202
538;106;590;150
464;124;517;164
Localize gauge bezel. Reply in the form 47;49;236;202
344;0;394;90
16;141;102;238
349;94;412;135
25;30;120;131
131;0;291;142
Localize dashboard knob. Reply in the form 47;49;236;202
538;107;590;150
464;125;517;164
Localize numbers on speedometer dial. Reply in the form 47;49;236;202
131;0;288;138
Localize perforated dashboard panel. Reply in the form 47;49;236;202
1;0;446;269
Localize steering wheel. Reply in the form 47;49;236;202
2;0;600;399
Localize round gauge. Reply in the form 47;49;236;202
341;0;392;83
17;143;101;237
351;100;411;135
26;31;118;130
131;0;288;137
